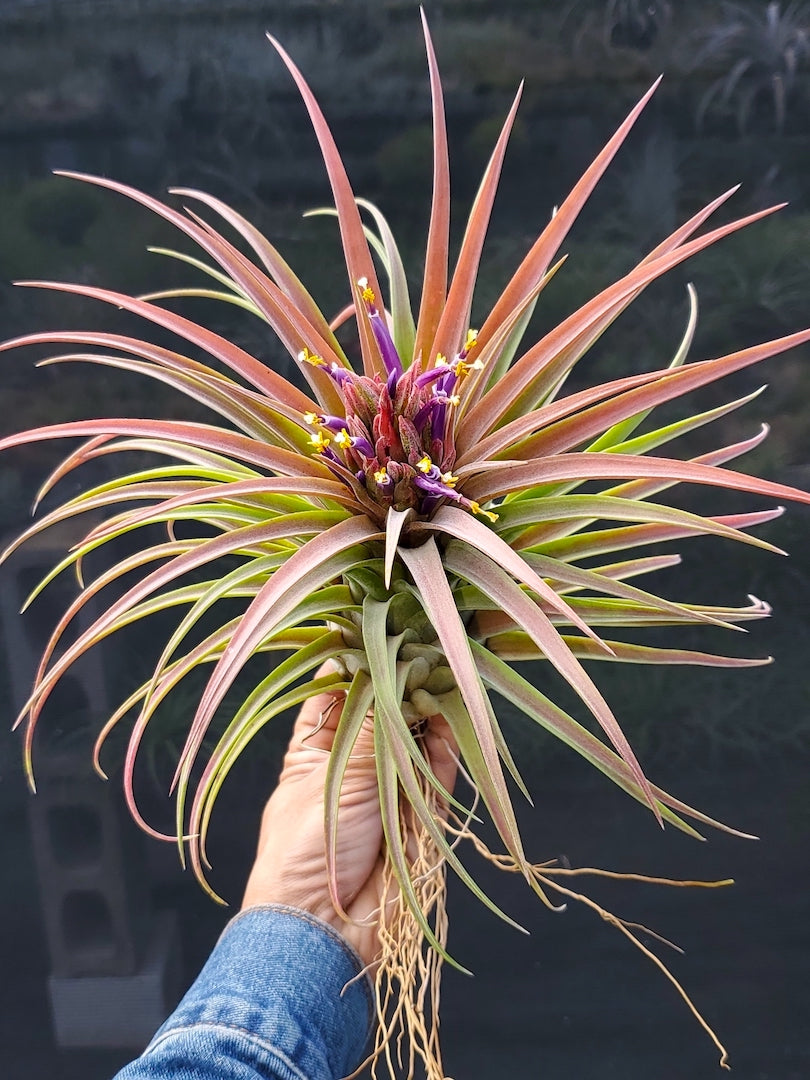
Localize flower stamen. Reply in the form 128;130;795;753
309;430;332;452
298;347;326;367
470;501;499;522
357;276;376;306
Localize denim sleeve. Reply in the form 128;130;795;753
114;904;374;1080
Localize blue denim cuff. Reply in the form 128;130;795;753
141;905;374;1080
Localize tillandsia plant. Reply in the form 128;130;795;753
4;13;810;1078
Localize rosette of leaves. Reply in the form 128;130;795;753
3;15;810;1077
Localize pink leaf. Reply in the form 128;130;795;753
443;539;660;821
414;9;450;365
266;35;384;378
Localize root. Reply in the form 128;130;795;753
347;758;732;1077
445;816;732;1071
350;794;451;1080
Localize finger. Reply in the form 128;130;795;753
289;660;345;750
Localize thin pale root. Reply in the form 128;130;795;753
446;817;732;1071
349;788;451;1080
346;758;732;1078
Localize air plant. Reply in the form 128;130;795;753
3;13;810;1079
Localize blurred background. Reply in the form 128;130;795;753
0;2;808;1078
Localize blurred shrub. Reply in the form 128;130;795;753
691;1;810;133
374;123;434;206
21;177;102;247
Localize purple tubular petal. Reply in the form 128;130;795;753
320;414;350;432
437;369;457;394
414;474;458;500
420;494;444;515
326;363;353;387
431;400;448;442
351;435;375;457
414;399;440;432
415;366;447;389
369;311;404;380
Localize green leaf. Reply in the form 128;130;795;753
587;283;698;452
400;537;526;864
357;199;416;364
374;717;465;969
190;673;350;898
361;597;460;812
473;642;754;840
486;632;771;668
496;493;782;557
176;630;349;864
441;538;659;819
538;508;784;564
323;669;376;913
384;507;414;588
189;517;382;761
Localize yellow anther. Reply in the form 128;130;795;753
334;429;353;449
304;412;321;426
373;466;389;484
299;347;326;367
357;276;376;304
441;471;459;488
453;355;485;379
470;501;499;522
309;430;331;452
416;455;433;473
446;394;461;407
464;328;479;352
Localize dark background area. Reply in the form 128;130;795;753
0;2;808;1078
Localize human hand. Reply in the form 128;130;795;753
241;668;457;966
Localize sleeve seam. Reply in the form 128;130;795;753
224;904;374;1017
226;904;362;969
145;1022;310;1080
